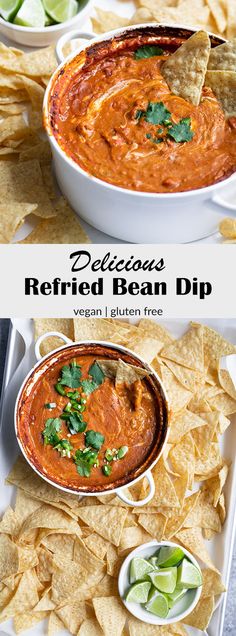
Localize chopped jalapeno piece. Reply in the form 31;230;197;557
55;383;66;396
103;464;112;477
117;446;128;459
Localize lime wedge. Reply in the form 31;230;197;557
14;0;45;26
129;557;154;584
177;558;202;589
167;587;187;608
149;556;159;567
126;581;151;604
149;567;177;594
0;0;21;21
157;546;185;568
43;0;77;23
145;589;169;618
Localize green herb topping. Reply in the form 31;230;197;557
59;362;82;389
103;464;112;477
135;101;194;145
42;418;61;446
136;102;171;126
167;117;194;143
134;45;164;59
54;439;73;458
66;412;87;435
74;448;99;477
85;430;105;451
44;402;56;409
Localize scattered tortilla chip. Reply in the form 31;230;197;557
77;506;128;547
0;202;37;243
203;463;229;506
162;31;210;105
218;367;236;400
73;318;129;344
209;38;236;71
91;8;129;34
158;361;192;412
140;458;180;508
0;534;19;580
183;594;215;630
206;69;236;117
19;196;90;244
219;217;236;238
0;160;55;219
138;319;174;345
127;335;163;363
0;570;39;622
116;358;151;386
84;533;109;560
226;0;236;38
161;324;204;372
78;618;103;636
93;596;127;636
184;489;222;531
14;611;48;634
201;568;226;597
0;506;21;535
48;611;65;636
33;588;55;612
19;503;81;540
119;525;152;552
168;410;207;444
55;599;86;634
34;318;74;356
138;513;167;540
175;527;218;570
206;0;227;33
164;492;200;539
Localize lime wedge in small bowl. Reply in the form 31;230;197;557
149;567;177;594
145;589;169;618
126;581;151;604
130;557;154;584
0;0;21;21
14;0;45;27
42;0;77;23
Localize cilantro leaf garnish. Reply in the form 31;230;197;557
81;362;105;395
54;439;73;457
60;362;82;388
81;379;98;395
74;448;99;477
42;418;61;446
134;45;164;59
167;117;194;143
67;412;87;435
146;133;163;144
85;429;105;451
136;102;172;126
89;362;105;386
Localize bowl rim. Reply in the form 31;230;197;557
0;0;93;33
118;539;203;625
43;21;236;199
14;338;169;496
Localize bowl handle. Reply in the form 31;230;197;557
212;192;236;212
35;331;73;361
116;470;155;507
56;30;95;64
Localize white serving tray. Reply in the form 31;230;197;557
0;0;235;244
0;318;236;636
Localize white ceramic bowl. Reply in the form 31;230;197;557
43;23;236;244
0;0;92;47
14;331;169;507
118;540;202;625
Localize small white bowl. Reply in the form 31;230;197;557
0;0;93;47
118;540;202;626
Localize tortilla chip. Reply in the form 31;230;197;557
162;31;210;105
78;618;103;636
51;553;104;605
77;506;128;547
140;458;180;508
84;533;109;560
0;202;37;243
93;596;127;636
36;547;53;585
138;513;167;540
206;0;227;33
55;599;86;634
48;611;64;636
201;568;226;597
33;588;55;612
158;361;192;412
218;367;236;400
19;197;90;244
206;69;236;117
209;38;236;72
219;217;236;238
207;389;236;414
14;611;48;634
0;535;19;580
193;322;236;370
73;318;129;344
183;594;215;630
175;527;218;570
203;463;229;506
164;492;200;540
34;318;74;356
226;0;236;38
91;9;129;34
73;536;105;574
168;410;207;444
119;525;153;552
0;160;55;219
127;335;163;363
138;319;174;345
161;324;204;372
169;433;195;488
0;45;57;77
184;489;222;532
116;359;151;386
0;570;39;622
164;358;204;393
19;503;81;540
0;506;21;535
